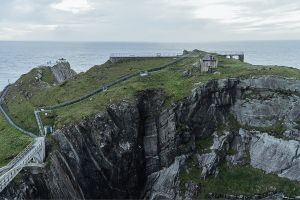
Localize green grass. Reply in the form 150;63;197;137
0;113;32;167
179;158;300;198
196;136;214;154
200;165;300;198
1;53;300;197
216;113;241;135
5;54;300;132
245;120;286;138
5;57;173;132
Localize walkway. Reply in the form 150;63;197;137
109;53;180;63
0;86;36;138
42;53;190;110
0;137;45;192
214;51;245;62
0;52;192;193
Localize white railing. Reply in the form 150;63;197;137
0;140;35;175
110;52;180;57
0;137;45;192
213;51;244;55
34;110;45;136
0;51;193;193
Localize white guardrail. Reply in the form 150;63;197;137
110;52;181;57
0;52;192;193
0;137;45;192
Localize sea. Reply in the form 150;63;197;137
1;40;300;90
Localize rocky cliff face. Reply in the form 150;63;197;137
51;61;76;84
1;76;300;199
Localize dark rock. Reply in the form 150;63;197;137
2;76;300;199
51;61;76;84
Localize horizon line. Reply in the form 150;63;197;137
1;39;300;43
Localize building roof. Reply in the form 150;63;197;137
202;54;217;61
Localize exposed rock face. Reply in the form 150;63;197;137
250;132;300;181
50;61;76;84
1;75;300;199
226;129;251;165
143;156;186;200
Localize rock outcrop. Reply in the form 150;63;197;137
1;75;300;199
50;61;76;84
250;132;300;181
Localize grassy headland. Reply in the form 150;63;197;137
0;113;32;167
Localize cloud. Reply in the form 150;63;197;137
0;24;59;40
162;0;300;33
1;0;300;41
51;0;94;14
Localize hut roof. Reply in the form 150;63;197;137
202;54;217;61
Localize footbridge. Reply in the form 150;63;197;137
0;52;193;193
0;137;45;192
215;51;245;62
0;87;45;193
109;52;181;63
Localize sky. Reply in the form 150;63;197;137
1;0;300;42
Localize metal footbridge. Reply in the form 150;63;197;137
0;52;193;193
0;137;45;192
0;88;45;193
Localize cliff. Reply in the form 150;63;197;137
1;75;300;199
50;61;77;84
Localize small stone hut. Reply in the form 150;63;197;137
200;54;218;72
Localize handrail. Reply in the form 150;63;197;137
0;86;37;138
213;51;244;55
0;137;44;192
1;140;35;170
110;52;180;57
41;54;188;110
0;52;193;193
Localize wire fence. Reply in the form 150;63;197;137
0;86;37;138
41;54;188;110
110;52;181;58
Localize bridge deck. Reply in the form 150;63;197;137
0;137;44;192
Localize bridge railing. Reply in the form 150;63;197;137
0;140;35;174
41;54;188;110
110;52;180;58
0;52;193;193
0;138;44;192
34;110;45;136
213;51;244;55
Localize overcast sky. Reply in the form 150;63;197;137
1;0;300;42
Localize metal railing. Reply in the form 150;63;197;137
0;86;37;138
41;54;188;110
213;51;244;55
0;52;193;193
110;52;180;58
0;137;44;192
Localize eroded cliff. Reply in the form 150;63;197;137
1;76;300;199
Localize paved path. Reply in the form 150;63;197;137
0;53;193;193
42;54;191;110
0;86;36;138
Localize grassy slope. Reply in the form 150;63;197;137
2;53;300;195
55;55;300;126
180;156;300;198
5;57;172;132
6;55;300;130
0;113;32;167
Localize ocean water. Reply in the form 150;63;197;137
1;40;300;90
